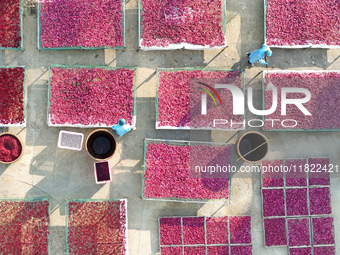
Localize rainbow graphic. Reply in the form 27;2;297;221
197;82;222;106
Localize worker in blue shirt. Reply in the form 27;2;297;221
247;44;272;67
112;119;131;137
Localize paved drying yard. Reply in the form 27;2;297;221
0;0;340;254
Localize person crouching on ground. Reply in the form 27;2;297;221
247;44;272;67
112;118;131;137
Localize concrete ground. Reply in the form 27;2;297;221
0;0;340;254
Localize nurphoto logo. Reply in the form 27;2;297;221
194;78;311;129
